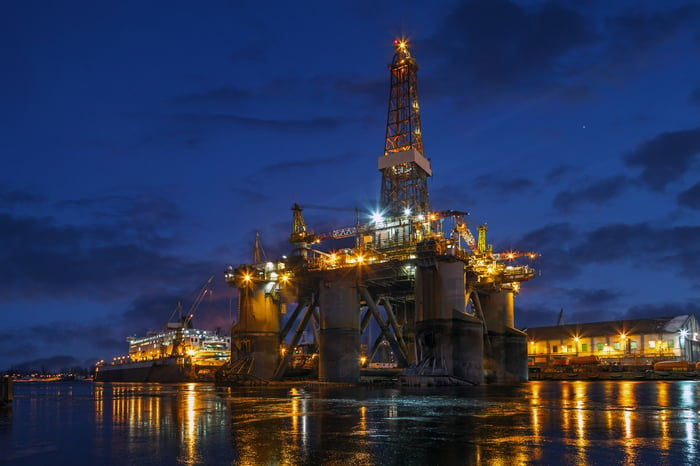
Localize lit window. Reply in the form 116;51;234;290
649;341;656;349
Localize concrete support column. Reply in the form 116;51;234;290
504;330;528;382
415;260;483;384
318;269;360;383
479;290;514;334
480;290;526;383
484;327;528;382
233;281;280;379
416;260;465;320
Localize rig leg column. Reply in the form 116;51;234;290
415;260;483;384
318;269;360;383
233;281;280;380
480;290;527;382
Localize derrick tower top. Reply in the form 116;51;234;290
379;38;432;218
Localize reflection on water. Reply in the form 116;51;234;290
1;380;699;465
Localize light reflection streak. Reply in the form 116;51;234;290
561;382;571;436
184;384;196;464
613;382;637;465
530;382;541;442
658;382;671;451
291;389;299;434
90;383;229;465
289;387;310;454
681;381;695;408
660;409;670;451
685;420;697;463
658;382;669;407
94;384;103;422
359;405;367;434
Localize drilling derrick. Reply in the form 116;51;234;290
379;39;432;217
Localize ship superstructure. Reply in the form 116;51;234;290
125;328;230;367
96;277;230;382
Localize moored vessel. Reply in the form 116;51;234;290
95;277;231;383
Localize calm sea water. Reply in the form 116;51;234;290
1;380;699;465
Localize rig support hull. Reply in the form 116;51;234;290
318;269;361;382
232;279;280;380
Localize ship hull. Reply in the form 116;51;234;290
95;358;193;383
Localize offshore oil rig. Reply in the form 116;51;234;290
220;39;537;385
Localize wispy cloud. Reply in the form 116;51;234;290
624;126;700;191
552;175;632;212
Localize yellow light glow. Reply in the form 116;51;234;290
357;255;364;263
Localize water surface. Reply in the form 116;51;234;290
1;380;698;465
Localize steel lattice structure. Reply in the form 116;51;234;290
379;39;431;217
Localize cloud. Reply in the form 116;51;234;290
622;301;700;320
229;186;272;205
58;193;183;247
7;355;84;372
169;112;346;133
516;306;562;329
570;223;700;277
174;86;257;105
473;174;538;195
429;183;478;212
552;175;632;212
422;2;700;104
262;155;343;173
604;4;700;64
546;164;578;181
624;126;700;191
516;219;700;289
0;192;220;303
690;85;700;106
0;186;46;206
677;181;700;210
567;287;623;309
517;222;583;281
0;320;123;371
424;0;595;99
310;74;386;106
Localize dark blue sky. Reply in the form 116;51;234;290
3;0;700;371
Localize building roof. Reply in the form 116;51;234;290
523;315;692;341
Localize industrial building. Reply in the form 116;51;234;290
525;314;700;368
218;39;538;385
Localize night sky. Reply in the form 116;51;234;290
3;0;700;371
